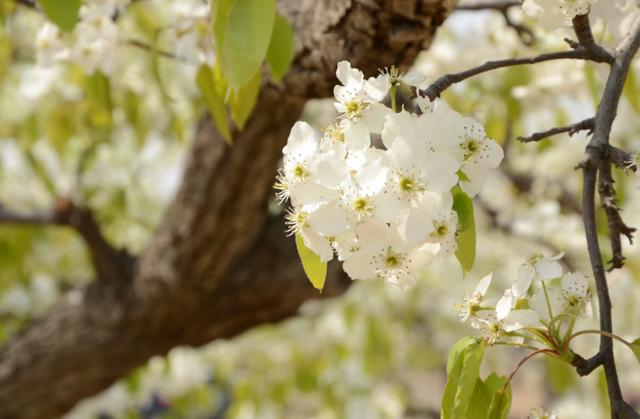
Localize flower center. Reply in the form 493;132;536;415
461;137;479;160
352;197;372;216
344;100;366;119
292;164;308;180
399;176;423;194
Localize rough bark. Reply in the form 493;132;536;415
0;0;453;417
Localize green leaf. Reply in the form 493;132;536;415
630;338;640;363
37;0;82;32
487;385;512;419
211;0;235;53
228;69;261;130
466;374;509;419
452;186;476;272
295;233;327;291
442;339;485;419
452;186;474;231
447;336;477;374
85;71;113;129
216;0;276;88
196;64;232;144
266;14;295;82
452;342;485;417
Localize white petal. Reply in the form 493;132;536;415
421;152;460;193
343;120;371;151
361;102;392;134
307;201;350;236
310;151;349;188
343;251;377;280
475;273;493;296
536;259;563;280
397;205;434;245
365;74;390;102
301;228;334;262
336;61;364;88
496;291;513;320
283;121;319;159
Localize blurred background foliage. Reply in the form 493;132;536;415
1;1;640;418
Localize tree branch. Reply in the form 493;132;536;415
574;13;640;419
518;117;594;143
421;49;597;100
0;200;135;285
597;159;635;271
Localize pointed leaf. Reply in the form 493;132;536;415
466;373;509;419
487;385;512;419
228;70;261;130
196;64;232;144
447;336;477;374
38;0;82;31
266;14;295;82
217;0;276;88
452;185;474;231
455;220;476;273
442;339;484;419
452;342;485;417
452;185;476;272
295;233;327;291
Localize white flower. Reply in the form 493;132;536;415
455;273;493;323
365;66;427;102
35;23;69;67
456;117;504;197
342;221;416;288
333;61;392;133
557;272;592;317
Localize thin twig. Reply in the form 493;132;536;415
421;49;595;100
518;118;595;143
125;39;183;61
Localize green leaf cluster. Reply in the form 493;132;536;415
442;337;511;419
201;0;296;143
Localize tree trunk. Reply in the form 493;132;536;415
0;1;453;417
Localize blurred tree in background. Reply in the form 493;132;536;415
1;0;640;418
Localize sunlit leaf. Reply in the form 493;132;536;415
37;0;82;32
442;338;484;419
452;186;476;272
466;373;509;419
295;233;327;291
228;70;261;130
266;14;295;82
216;0;276;88
487;385;512;419
196;64;232;144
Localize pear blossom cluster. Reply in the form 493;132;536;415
35;0;129;74
455;254;593;346
277;61;503;289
